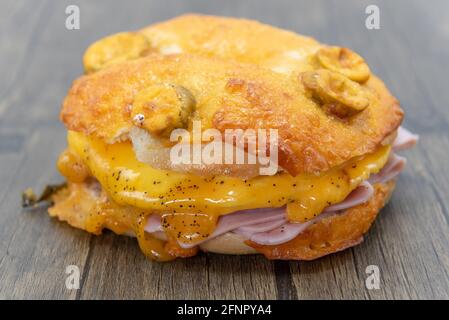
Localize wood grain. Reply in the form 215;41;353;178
0;0;448;299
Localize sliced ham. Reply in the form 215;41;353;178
144;182;375;247
324;181;374;212
369;154;406;184
393;126;419;151
236;182;374;246
143;126;418;248
239;212;335;246
144;207;286;248
207;207;285;236
234;218;287;237
144;214;164;233
177;207;285;248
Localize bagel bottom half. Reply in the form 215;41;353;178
49;180;395;260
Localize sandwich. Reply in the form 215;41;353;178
48;15;417;261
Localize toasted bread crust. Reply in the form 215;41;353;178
61;15;403;175
140;14;321;67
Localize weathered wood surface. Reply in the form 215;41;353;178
0;0;448;300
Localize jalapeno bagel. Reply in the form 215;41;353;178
50;15;417;261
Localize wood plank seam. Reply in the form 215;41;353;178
274;261;298;300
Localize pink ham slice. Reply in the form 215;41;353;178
143;155;403;247
324;181;374;212
234;218;287;237
144;207;286;248
238;211;335;246
143;126;418;248
144;182;375;247
369;153;406;185
393;126;419;151
234;182;373;246
144;214;164;233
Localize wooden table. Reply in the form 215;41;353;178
1;0;448;300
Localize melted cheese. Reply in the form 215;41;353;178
59;130;390;259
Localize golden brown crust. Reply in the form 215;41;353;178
49;179;104;234
61;14;403;175
140;14;320;68
49;179;134;235
247;180;395;260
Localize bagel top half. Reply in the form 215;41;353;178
61;14;403;176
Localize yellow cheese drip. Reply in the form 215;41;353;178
64;131;390;247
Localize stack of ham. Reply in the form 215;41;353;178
145;127;418;247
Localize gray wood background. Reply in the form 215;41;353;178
0;0;448;300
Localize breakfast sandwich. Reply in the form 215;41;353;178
48;15;417;261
